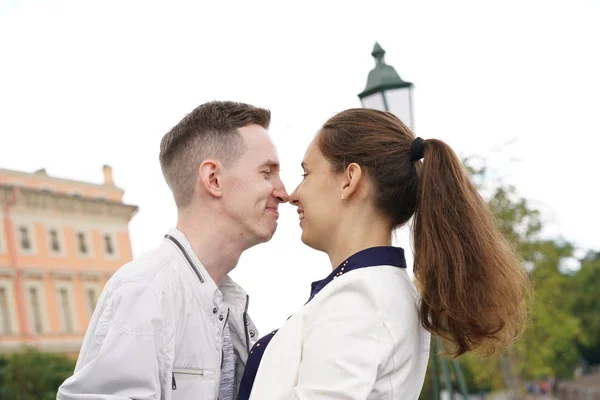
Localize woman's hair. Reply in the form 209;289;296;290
317;108;530;357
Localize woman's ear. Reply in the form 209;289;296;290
340;162;362;202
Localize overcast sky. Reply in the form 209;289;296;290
1;0;598;332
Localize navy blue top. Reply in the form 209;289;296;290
237;246;407;400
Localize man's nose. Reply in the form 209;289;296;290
274;179;289;203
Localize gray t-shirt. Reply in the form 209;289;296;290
219;323;236;400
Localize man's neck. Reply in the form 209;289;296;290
176;210;245;286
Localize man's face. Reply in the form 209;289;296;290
220;124;288;247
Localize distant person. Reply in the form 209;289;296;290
239;108;531;399
57;101;289;400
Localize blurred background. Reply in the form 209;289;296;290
0;1;598;399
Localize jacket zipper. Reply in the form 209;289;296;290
219;308;231;370
243;294;251;353
165;234;205;283
171;368;205;390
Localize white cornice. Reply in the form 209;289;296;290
0;168;123;193
0;185;138;222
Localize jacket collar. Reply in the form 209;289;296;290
308;246;407;303
164;228;249;310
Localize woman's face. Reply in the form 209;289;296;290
289;139;346;252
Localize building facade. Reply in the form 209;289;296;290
0;166;137;355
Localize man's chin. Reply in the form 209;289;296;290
250;226;277;246
264;226;277;242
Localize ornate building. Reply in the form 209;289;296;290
0;166;137;355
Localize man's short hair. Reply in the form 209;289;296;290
159;100;271;207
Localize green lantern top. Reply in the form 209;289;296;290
359;42;413;99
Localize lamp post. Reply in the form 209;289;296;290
358;42;415;131
358;42;469;400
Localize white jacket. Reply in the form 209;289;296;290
249;266;431;400
57;228;258;400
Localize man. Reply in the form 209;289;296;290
57;101;289;400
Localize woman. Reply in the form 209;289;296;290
238;108;530;400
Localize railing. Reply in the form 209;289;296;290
556;384;600;400
555;372;600;400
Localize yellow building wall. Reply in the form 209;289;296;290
0;167;136;354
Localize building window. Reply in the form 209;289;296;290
58;287;74;333
49;229;61;252
29;287;43;334
77;232;88;254
0;287;12;335
19;226;31;250
87;288;98;315
104;234;114;255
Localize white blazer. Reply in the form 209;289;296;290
249;265;431;400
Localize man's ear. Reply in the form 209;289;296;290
198;159;222;198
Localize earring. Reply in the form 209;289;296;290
341;195;347;203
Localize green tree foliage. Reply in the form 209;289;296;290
471;162;582;381
570;251;600;366
518;239;580;380
0;347;75;400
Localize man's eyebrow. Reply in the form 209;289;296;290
260;159;280;169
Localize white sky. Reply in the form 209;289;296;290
1;0;599;332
